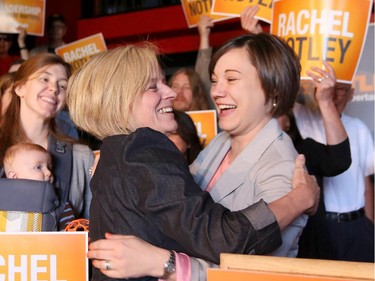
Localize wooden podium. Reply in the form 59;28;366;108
208;254;374;281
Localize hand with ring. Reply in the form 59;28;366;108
88;233;171;279
306;61;336;105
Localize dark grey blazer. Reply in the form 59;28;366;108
90;128;281;281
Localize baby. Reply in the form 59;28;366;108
4;142;53;182
3;143;75;230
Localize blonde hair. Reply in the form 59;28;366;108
3;143;49;175
67;43;161;140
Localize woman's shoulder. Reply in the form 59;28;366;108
126;128;185;162
73;143;93;154
72;143;94;158
204;131;230;150
100;128;167;150
72;143;94;163
128;127;172;148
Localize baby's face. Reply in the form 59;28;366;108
11;150;53;183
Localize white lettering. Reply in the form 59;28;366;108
0;4;41;16
8;255;27;281
342;12;354;37
194;122;207;140
31;255;47;281
0;255;66;281
310;9;324;34
285;12;296;35
0;255;4;281
296;9;309;35
326;10;342;36
64;43;101;63
276;9;354;37
50;255;65;281
278;13;287;36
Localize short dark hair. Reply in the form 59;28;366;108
47;14;66;28
209;33;301;117
173;110;203;164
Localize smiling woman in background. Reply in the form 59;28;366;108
0;54;93;226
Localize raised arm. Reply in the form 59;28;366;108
306;61;347;145
195;15;214;106
302;61;352;176
197;15;213;51
16;26;29;60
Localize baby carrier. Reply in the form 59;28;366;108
0;138;73;232
0;178;59;231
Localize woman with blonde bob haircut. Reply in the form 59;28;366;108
68;43;318;281
68;43;161;139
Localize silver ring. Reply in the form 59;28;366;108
104;260;111;270
317;77;323;82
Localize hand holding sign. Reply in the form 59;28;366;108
180;0;232;28
306;61;337;106
240;6;264;34
198;15;214;41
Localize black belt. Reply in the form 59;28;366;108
325;208;365;222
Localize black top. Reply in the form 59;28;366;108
296;136;352;259
295;137;351;216
296;137;351;178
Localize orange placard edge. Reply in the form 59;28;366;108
187;109;218;135
55;32;107;53
180;1;235;28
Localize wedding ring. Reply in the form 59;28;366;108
104;260;111;270
317;77;323;82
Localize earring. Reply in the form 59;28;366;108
272;99;277;107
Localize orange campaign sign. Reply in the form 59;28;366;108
0;0;45;36
180;0;233;28
271;0;373;84
187;110;217;147
0;232;88;281
211;0;272;23
55;33;107;72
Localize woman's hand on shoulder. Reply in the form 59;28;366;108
292;154;319;215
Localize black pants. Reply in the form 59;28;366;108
325;216;374;262
298;215;374;262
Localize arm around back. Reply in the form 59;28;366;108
90;127;281;266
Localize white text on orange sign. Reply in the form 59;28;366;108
276;10;354;63
63;43;101;63
0;254;66;281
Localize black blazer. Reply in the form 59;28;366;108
90;128;281;281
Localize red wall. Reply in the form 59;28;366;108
76;5;256;54
34;0;81;46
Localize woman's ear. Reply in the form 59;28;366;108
14;84;24;98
